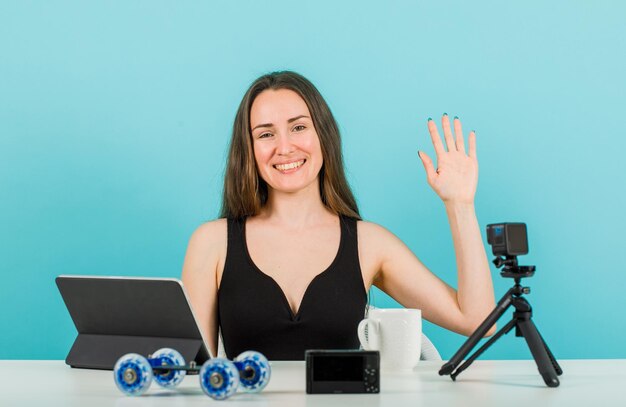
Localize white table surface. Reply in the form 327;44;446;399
1;359;624;406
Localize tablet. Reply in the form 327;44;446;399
56;275;212;370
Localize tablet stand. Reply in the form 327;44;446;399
66;334;209;370
56;276;212;370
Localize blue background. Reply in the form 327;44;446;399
1;0;625;360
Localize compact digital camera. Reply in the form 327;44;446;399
305;350;380;394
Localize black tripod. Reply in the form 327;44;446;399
439;256;563;387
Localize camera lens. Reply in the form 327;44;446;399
493;226;504;244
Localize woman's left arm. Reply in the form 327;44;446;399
367;114;495;336
419;114;495;333
440;200;496;333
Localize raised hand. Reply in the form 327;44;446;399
417;114;478;205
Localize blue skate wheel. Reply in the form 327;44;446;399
199;358;240;400
151;348;186;388
113;353;153;396
234;351;271;393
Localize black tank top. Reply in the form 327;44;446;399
218;215;367;360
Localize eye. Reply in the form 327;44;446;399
293;125;306;132
258;132;272;139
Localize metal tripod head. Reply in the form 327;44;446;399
493;255;535;284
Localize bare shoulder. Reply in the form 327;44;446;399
356;220;406;287
183;218;227;276
356;220;415;268
189;218;227;248
356;219;402;247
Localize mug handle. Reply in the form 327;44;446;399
357;318;379;350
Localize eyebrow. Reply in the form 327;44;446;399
251;115;310;132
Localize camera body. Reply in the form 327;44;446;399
305;350;380;394
486;223;528;256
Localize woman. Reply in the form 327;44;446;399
182;71;496;360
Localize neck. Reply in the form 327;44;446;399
258;181;333;229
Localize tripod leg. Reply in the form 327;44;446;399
535;325;563;376
516;318;560;387
450;319;517;381
439;287;515;376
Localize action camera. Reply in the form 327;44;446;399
486;223;528;256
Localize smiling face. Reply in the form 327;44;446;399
250;88;324;195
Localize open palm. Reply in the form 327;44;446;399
418;115;478;204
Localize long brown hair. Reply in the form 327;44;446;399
220;71;360;220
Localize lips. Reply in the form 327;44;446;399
273;159;306;172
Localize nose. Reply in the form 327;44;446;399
276;132;296;155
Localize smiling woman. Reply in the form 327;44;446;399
181;71;497;360
250;90;325;197
221;72;360;220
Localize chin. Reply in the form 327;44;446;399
267;179;319;195
270;185;310;194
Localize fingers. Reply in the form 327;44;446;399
442;114;456;152
427;118;445;156
453;117;466;153
425;114;476;159
417;151;437;184
468;130;477;159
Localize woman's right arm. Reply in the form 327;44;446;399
181;219;227;358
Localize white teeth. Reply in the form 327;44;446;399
274;160;305;171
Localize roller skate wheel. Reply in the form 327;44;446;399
234;351;271;393
151;348;187;388
199;358;240;400
113;353;153;396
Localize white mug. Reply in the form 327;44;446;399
357;308;422;370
